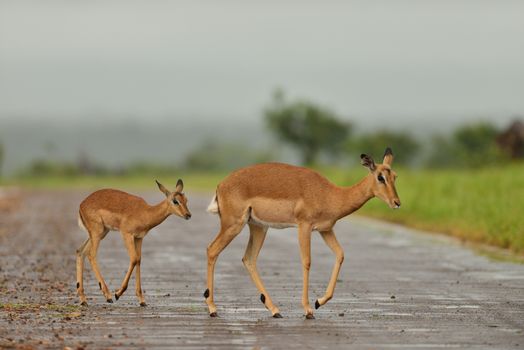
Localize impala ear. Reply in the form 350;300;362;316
175;178;184;193
383;147;394;166
360;154;376;171
155;180;171;197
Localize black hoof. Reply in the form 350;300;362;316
273;313;283;318
115;293;119;301
305;313;315;320
260;294;266;304
209;312;218;317
140;302;147;307
80;301;88;306
204;289;210;299
315;300;320;309
106;298;113;303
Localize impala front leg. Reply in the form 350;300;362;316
114;233;138;303
315;229;344;309
298;223;314;319
134;237;146;306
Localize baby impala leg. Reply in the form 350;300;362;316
76;238;91;305
315;229;344;309
114;233;138;302
86;234;113;303
134;237;146;306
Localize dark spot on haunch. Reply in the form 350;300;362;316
204;289;209;299
260;294;266;304
76;282;79;289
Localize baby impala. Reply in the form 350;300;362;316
76;179;191;306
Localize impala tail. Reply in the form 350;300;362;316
207;193;219;214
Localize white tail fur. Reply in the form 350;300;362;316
77;214;87;232
207;194;219;214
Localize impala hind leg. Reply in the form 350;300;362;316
315;230;344;310
86;231;113;303
205;219;246;317
298;224;314;319
242;224;281;318
76;238;91;305
114;233;140;304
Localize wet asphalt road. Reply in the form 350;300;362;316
0;190;523;349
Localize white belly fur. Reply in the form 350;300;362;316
249;211;297;229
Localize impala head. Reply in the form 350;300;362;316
155;179;192;220
361;147;401;209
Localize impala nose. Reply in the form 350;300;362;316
393;200;401;208
185;213;192;220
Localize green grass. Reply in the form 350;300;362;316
328;163;524;255
1;172;228;192
0;302;80;313
2;163;523;255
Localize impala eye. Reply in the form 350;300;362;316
173;199;179;205
377;174;385;183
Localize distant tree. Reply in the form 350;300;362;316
352;130;420;166
496;119;524;159
264;89;351;165
427;122;503;168
20;159;80;177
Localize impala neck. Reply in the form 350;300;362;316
146;200;171;230
334;175;375;219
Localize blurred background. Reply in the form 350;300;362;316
0;0;523;253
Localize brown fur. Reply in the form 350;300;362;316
76;180;191;306
205;149;400;318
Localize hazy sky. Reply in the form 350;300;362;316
1;0;523;127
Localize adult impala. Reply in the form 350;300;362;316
205;148;400;319
76;180;191;306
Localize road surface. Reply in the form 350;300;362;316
0;190;523;349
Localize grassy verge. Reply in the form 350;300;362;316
0;172;227;192
2;163;523;255
326;164;524;255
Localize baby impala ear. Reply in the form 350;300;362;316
155;180;171;197
175;179;184;193
360;154;376;171
383;147;394;166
